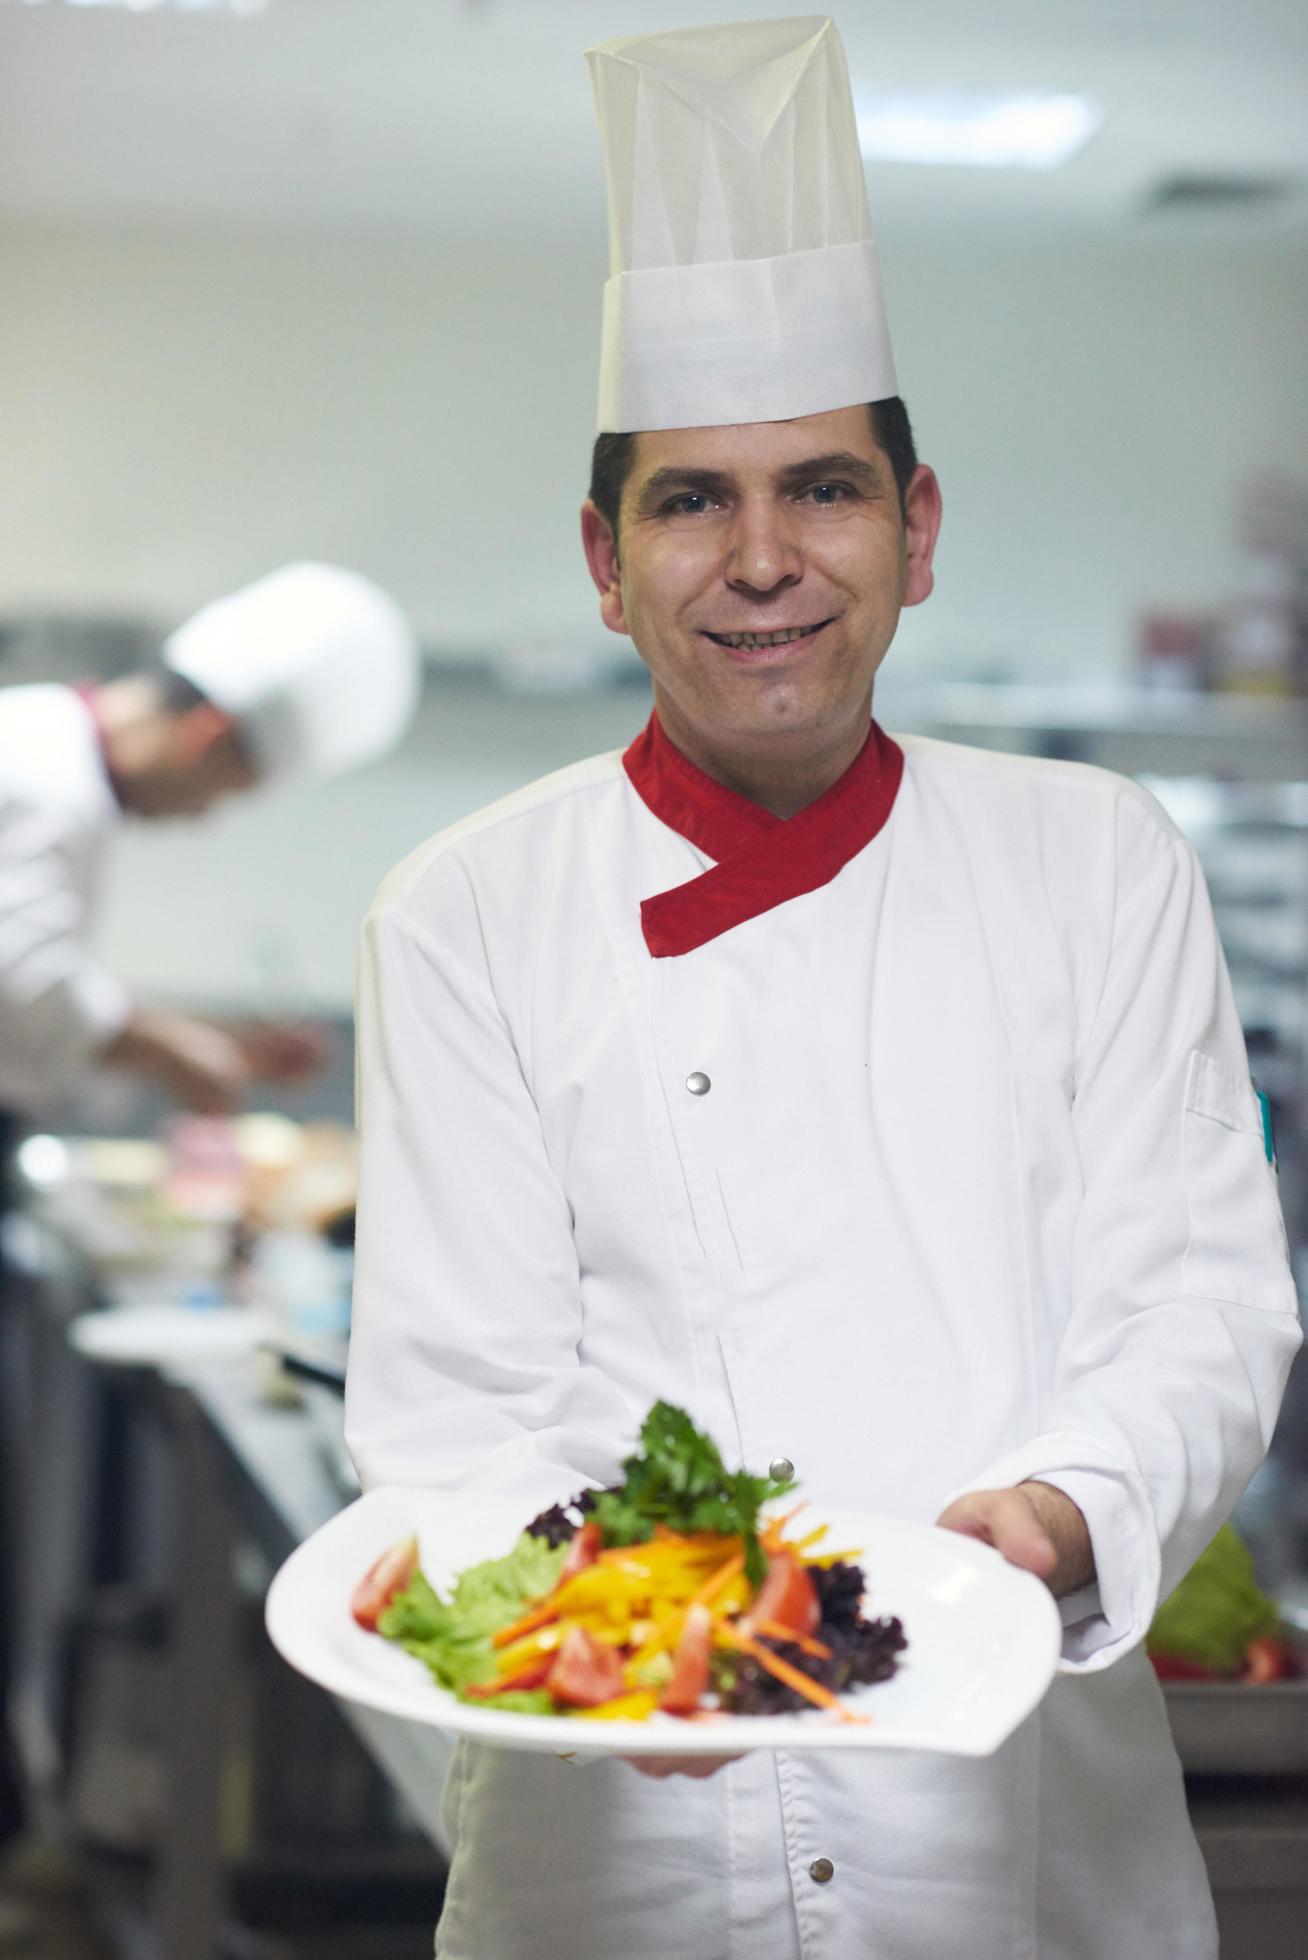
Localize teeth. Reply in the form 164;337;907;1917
713;625;819;648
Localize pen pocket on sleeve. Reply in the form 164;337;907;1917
1180;1050;1292;1312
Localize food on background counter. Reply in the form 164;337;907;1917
237;1115;358;1236
1147;1523;1301;1683
20;1114;358;1292
354;1402;908;1723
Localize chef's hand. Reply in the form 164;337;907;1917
234;1018;332;1086
935;1481;1094;1600
100;1008;251;1115
625;1751;743;1781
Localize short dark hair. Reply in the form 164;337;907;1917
151;666;212;716
588;396;919;547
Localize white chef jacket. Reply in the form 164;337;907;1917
0;685;130;1112
346;729;1302;1960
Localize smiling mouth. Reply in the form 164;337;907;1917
704;619;835;650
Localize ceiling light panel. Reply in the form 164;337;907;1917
4;0;272;15
855;89;1102;170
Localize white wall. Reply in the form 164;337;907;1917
3;217;1306;1008
96;679;648;1012
4;220;1306;676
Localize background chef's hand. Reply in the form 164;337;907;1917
101;1008;252;1114
935;1481;1095;1600
233;1018;332;1087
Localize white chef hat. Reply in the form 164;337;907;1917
586;14;897;434
162;562;420;783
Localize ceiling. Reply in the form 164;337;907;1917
1;0;1306;242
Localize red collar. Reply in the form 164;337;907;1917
71;682;126;808
622;711;903;958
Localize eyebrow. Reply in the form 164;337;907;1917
632;450;885;516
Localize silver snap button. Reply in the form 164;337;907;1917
685;1071;711;1096
809;1857;834;1884
769;1456;795;1482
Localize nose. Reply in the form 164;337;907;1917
724;495;802;598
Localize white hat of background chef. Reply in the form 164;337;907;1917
162;562;420;782
586;14;897;434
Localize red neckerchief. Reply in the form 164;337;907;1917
622;711;903;958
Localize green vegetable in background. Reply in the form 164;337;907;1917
589;1400;795;1587
1147;1523;1280;1676
379;1531;567;1695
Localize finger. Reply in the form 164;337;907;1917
938;1492;1057;1580
991;1507;1058;1579
624;1754;739;1779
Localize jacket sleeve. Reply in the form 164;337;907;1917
944;786;1301;1671
344;894;633;1509
0;794;131;1110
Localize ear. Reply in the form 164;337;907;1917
901;464;943;609
172;702;238;766
580;500;629;637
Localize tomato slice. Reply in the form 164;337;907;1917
464;1655;556;1699
1149;1653;1219;1682
561;1520;603;1579
350;1535;420;1632
659;1604;713;1716
749;1552;820;1639
1242;1636;1293;1684
546;1626;626;1708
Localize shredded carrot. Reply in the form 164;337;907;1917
755;1618;832;1661
760;1503;808;1553
726;1630;869;1725
491;1600;559;1649
690;1549;746;1609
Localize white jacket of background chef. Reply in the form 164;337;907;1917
0;685;129;1112
346;727;1302;1960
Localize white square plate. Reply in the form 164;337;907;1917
266;1486;1062;1757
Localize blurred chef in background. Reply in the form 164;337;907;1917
0;557;418;1850
0;560;419;1125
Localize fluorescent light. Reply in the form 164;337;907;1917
4;0;271;12
855;89;1101;170
15;1135;70;1190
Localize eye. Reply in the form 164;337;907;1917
661;492;720;517
801;481;855;506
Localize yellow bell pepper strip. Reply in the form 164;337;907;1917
690;1548;747;1609
576;1690;660;1721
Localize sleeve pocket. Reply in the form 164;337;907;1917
1181;1051;1294;1312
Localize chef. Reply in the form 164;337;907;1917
0;559;418;1851
0;559;419;1126
345;19;1300;1960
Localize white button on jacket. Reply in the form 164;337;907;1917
347;734;1301;1960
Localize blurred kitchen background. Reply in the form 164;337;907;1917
0;2;1305;1957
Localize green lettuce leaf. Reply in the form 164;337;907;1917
468;1689;558;1715
378;1531;567;1695
1148;1523;1280;1676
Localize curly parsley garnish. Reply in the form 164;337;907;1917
588;1401;794;1587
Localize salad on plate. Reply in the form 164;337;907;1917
351;1401;908;1725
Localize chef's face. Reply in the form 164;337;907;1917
130;712;258;820
582;406;940;787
